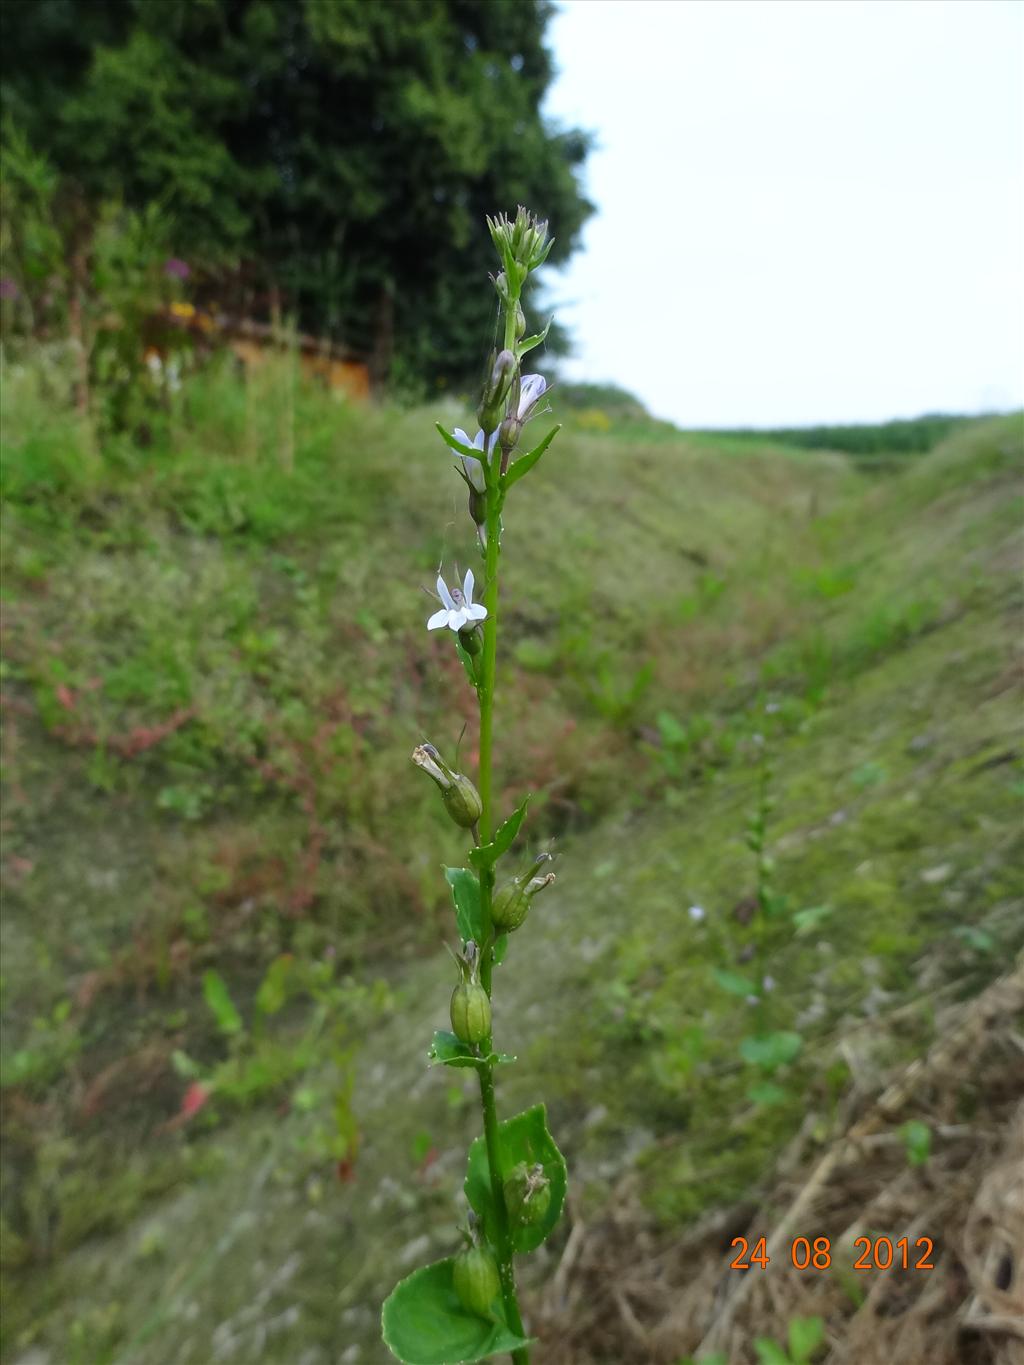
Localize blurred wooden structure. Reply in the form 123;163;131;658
158;304;371;401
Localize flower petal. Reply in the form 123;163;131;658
452;427;473;450
447;608;469;631
518;374;547;419
427;608;449;630
436;575;456;611
465;602;487;621
463;567;476;603
461;455;486;492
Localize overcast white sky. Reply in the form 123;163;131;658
543;0;1024;427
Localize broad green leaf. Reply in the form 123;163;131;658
740;1031;803;1072
500;425;561;491
754;1341;791;1365
469;796;530;870
381;1257;533;1364
713;968;756;997
435;423;483;460
255;954;293;1016
465;1103;567;1253
427;1031;515;1070
202;970;242;1037
445;867;485;945
788;1315;825;1363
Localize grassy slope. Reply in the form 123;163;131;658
1;364;1021;1361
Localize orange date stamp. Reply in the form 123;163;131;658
729;1235;936;1271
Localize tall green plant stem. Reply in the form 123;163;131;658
474;384;528;1359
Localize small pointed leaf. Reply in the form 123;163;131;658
516;318;551;357
469;796;530;870
436;424;483;460
445;867;485;944
428;1031;515;1070
501;425;561;491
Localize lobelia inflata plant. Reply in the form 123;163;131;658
381;209;565;1365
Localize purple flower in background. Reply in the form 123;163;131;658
164;258;190;280
0;278;19;300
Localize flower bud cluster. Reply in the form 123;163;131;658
487;207;553;281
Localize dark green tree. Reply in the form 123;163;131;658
1;0;592;386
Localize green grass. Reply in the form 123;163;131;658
1;356;1021;1361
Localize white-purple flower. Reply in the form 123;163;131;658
688;905;705;923
517;373;548;422
427;569;487;633
452;427;497;493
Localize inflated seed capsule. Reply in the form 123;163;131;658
492;877;529;932
411;744;483;830
452;1242;500;1318
491;868;556;933
503;1161;551;1227
443;773;483;829
450;978;491;1044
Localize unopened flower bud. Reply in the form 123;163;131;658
477;349;517;435
513;300;526;339
503;1161;551;1227
452;1241;499;1317
411;743;483;829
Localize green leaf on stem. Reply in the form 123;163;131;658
500;425;561;491
740;1031;803;1072
464;1102;567;1253
492;934;509;966
713;968;756;997
469;796;530;870
445;867;485;944
381;1257;534;1364
436;423;484;460
516;318;551;357
428;1031;515;1070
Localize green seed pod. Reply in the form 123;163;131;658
458;625;482;657
491;868;556;933
450;978;491;1044
452;1242;500;1318
443;773;483;829
412;744;482;831
503;1161;551;1227
492;878;530;932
